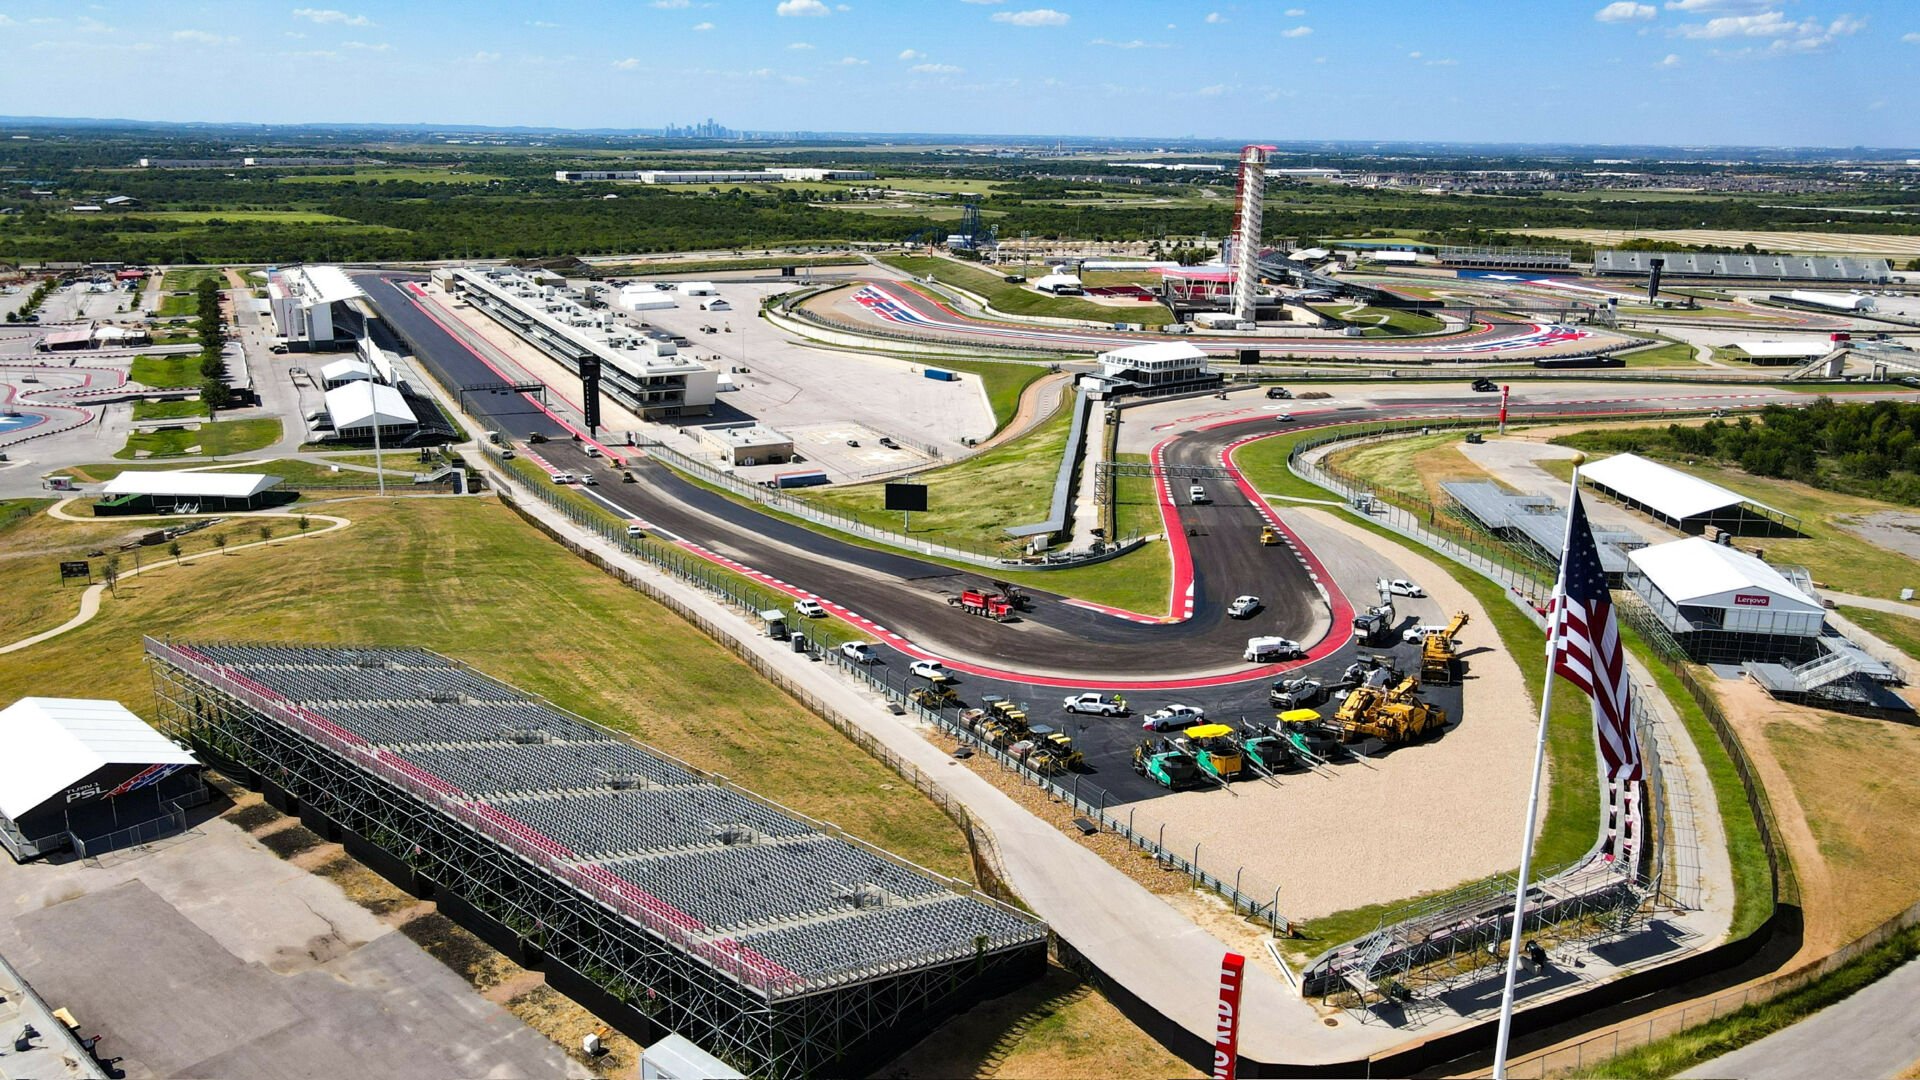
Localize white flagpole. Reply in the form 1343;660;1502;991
1493;456;1585;1077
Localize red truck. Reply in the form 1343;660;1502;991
949;589;1013;622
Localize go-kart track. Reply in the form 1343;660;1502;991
820;278;1627;359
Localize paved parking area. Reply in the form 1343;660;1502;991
0;814;582;1080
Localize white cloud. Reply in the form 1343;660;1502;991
992;8;1069;27
1090;38;1168;48
612;57;641;69
1904;32;1920;43
172;29;234;45
789;41;814;48
342;40;390;50
652;0;689;7
527;20;561;28
837;55;867;64
776;0;830;15
693;21;715;31
1408;50;1422;58
1281;25;1312;37
1595;2;1656;22
1658;51;1683;65
1286;7;1306;15
1194;83;1226;96
0;14;13;26
1665;0;1770;10
469;50;500;62
1425;56;1458;65
291;8;372;27
898;48;923;59
911;62;964;73
1205;12;1225;24
1677;11;1866;52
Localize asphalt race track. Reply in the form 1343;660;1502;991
355;271;1839;800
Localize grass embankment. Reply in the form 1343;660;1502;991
131;398;207;422
155;291;199;318
128;353;205;389
0;497;974;881
1836;606;1920;661
1618;339;1702;367
1309;303;1446;336
1567;924;1920;1080
880;253;1176;327
115;418;282;459
802;406;1073;557
1325;431;1491;505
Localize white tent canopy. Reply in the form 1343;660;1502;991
0;698;197;820
320;357;379;384
1736;340;1830;359
102;470;282;500
324;382;416;430
1628;538;1822;614
1582;453;1785;523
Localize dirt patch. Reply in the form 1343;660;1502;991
879;965;1200;1080
399;911;520;992
311;852;425;920
505;982;639;1079
1835;510;1920;564
224;800;283;832
256;822;324;860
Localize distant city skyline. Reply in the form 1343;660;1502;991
1;0;1915;146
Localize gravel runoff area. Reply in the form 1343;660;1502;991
1105;508;1542;921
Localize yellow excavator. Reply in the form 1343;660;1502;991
1331;674;1447;745
1420;611;1470;685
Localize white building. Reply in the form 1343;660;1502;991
677;281;719;297
268;265;364;349
699;422;795;466
1033;273;1084;295
450;268;719;418
1088;342;1216;395
618;285;678;311
551;168;874;184
323;382;418;440
1625;537;1826;664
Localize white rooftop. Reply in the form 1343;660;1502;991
0;698;197;820
1628;538;1822;614
1735;340;1831;359
1033;273;1083;289
296;265;365;306
321;357;379;383
1100;341;1208;365
1582;453;1782;522
324;382;416;429
102;470;283;499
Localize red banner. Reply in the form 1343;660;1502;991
1213;952;1245;1080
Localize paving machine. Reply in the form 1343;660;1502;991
990;580;1034;611
1132;738;1206;790
1421;611;1470;685
1179;724;1245;782
1238;724;1304;775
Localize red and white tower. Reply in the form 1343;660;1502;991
1230;144;1273;324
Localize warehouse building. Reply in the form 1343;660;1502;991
267;265;364;351
0;697;206;861
552;168;875;184
1625;537;1826;665
1581;453;1800;536
450;267;718;418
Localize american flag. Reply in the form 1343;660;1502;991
1549;491;1642;783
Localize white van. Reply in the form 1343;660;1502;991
1189;484;1210;504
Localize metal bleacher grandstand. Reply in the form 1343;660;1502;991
1439;245;1573;271
1592;250;1892;283
1443;481;1645;576
144;639;1046;1077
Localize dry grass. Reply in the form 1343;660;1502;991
1325;431;1491;505
505;983;640;1078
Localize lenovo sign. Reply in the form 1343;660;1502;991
1733;594;1772;607
1212;952;1245;1080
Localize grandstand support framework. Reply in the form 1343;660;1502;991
143;639;1046;1079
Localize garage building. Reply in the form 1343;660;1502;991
0;697;205;861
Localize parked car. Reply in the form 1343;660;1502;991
840;642;879;664
909;659;954;683
1227;595;1262;619
1387;579;1425;598
1189;484;1210;504
550;472;576;485
1265;387;1292;399
1471;377;1499;393
1143;704;1206;732
794;599;827;618
579;474;598;486
1062;692;1128;716
1402;624;1450;644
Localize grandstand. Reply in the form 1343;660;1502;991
1443;481;1644;577
1438;246;1573;272
1592;250;1892;284
143;640;1046;1078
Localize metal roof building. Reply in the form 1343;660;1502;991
1581;453;1800;536
1625;537;1826;666
1592;250;1891;284
324;381;417;435
268;264;366;350
0;698;204;861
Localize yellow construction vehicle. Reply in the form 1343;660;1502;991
909;685;963;710
1260;526;1281;546
1181;724;1245;781
1025;724;1085;774
1330;679;1448;745
977;695;1030;748
1420;611;1470;685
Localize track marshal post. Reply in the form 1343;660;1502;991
1212;951;1245;1080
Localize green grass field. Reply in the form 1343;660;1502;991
1835;606;1920;662
115;418;282;459
274;167;511;184
131;398;207;422
160;268;231;292
128;354;205;388
155;292;200;318
1617;339;1702;367
1309;303;1446;336
130;211;356;224
881;254;1176;327
0;497;974;881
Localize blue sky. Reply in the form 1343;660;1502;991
2;1;1916;147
